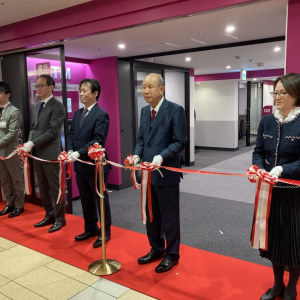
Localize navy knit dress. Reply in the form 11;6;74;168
252;108;300;267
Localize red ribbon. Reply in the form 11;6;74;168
17;145;32;195
57;151;72;204
88;143;106;198
251;178;273;250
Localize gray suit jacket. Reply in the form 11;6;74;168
29;97;65;160
0;103;22;157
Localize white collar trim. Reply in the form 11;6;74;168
274;107;300;123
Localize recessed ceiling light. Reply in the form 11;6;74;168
226;66;231;69
190;38;207;44
162;42;181;48
226;26;235;32
274;46;281;52
185;57;191;62
118;44;125;49
253;78;257;81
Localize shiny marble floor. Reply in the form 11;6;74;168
0;237;155;300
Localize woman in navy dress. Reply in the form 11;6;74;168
251;73;300;300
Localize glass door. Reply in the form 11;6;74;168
246;81;263;146
25;46;72;213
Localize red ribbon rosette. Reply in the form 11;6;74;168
88;143;106;197
250;168;277;251
17;144;32;195
56;151;72;204
125;155;140;190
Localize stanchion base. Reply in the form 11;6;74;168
88;259;121;275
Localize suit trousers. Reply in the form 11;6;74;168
76;170;111;235
33;160;65;222
146;183;180;259
0;157;24;208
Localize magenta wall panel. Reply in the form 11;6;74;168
0;0;259;52
86;57;122;186
286;0;300;74
195;69;284;82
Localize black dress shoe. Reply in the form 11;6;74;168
283;292;297;300
49;220;66;233
0;206;15;216
34;218;55;228
75;231;99;241
260;286;285;300
138;252;164;264
93;234;111;248
8;208;24;218
155;257;178;273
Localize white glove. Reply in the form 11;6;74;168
133;155;140;166
269;166;283;178
23;141;34;152
151;155;163;166
68;151;80;162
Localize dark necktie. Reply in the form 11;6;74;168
38;102;45;117
79;109;88;128
0;107;3;118
151;109;156;122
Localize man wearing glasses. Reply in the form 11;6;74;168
23;74;66;233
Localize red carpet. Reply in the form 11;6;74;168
0;202;298;300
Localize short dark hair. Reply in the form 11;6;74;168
79;79;101;100
274;73;300;106
0;81;11;95
38;74;55;87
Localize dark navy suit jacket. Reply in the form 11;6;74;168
253;114;300;182
134;99;186;186
67;104;109;175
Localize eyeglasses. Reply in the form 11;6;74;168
270;91;288;98
36;84;48;89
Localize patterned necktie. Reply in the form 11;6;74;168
38;102;45;117
79;109;88;128
151;109;156;122
0;107;3;118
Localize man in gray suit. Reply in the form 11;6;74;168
0;82;25;218
23;75;66;233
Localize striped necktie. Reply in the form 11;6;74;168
0;107;3;118
79;109;88;128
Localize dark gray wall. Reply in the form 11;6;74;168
1;53;30;143
118;60;135;188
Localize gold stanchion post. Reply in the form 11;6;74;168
89;148;121;275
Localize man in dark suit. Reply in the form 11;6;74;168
67;79;111;248
0;82;25;218
129;73;186;273
23;75;66;233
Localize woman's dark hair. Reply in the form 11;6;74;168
274;73;300;106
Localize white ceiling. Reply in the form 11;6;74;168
146;40;285;75
0;0;93;27
62;0;287;75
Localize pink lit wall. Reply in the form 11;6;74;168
26;56;122;188
0;0;260;52
286;0;300;73
86;57;122;186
